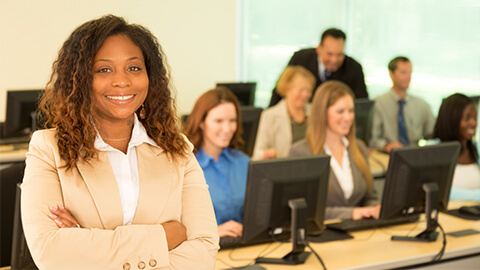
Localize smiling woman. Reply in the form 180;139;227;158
184;87;250;238
21;15;219;270
289;81;379;221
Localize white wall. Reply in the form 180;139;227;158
0;0;237;121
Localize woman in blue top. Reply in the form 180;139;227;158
184;87;250;237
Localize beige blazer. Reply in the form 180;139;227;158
21;129;219;270
252;99;310;160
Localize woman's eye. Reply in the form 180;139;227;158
129;66;141;71
97;68;111;73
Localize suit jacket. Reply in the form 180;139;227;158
289;139;377;220
269;48;368;107
252;99;310;160
21;129;219;270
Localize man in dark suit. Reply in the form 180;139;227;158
269;28;368;107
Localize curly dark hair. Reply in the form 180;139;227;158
39;14;188;170
433;93;478;162
183;87;244;153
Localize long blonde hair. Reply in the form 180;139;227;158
307;80;372;189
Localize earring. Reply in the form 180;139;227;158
139;104;146;119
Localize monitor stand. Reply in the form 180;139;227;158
256;198;311;265
392;182;439;242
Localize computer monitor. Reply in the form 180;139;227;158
3;90;43;139
239;106;262;157
379;141;460;242
241;155;330;265
469;95;479;108
216;82;256;106
354;98;375;145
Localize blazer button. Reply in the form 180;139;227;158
149;259;157;267
138;261;146;269
122;263;131;270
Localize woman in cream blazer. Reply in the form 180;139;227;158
23;130;218;270
252;66;315;160
21;15;218;270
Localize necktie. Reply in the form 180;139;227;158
323;70;331;82
398;99;409;145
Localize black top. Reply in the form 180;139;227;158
269;48;368;107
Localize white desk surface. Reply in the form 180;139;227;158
216;202;480;270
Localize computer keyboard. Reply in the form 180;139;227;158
326;215;420;232
219;236;242;249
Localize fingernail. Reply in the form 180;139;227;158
49;213;57;219
58;205;65;210
50;206;57;211
54;219;63;225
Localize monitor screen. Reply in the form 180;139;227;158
216;82;256;106
354;98;375;145
242;155;330;245
3;90;43;139
239;106;262;157
379;142;460;241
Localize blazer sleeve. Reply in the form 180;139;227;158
357;140;378;207
21;132;218;270
252;110;272;160
168;151;219;269
370;102;388;150
351;66;368;99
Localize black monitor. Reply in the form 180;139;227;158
469;95;479;110
379;141;460;242
2;90;43;140
216;82;256;106
239;106;262;157
241;155;330;265
354;98;375;145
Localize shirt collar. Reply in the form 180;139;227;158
94;113;159;152
389;88;410;102
323;136;349;154
196;147;235;167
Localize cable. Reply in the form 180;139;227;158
430;222;446;264
304;241;327;270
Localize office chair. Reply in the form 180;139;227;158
239;106;263;157
0;162;25;267
10;183;37;270
354;99;375;145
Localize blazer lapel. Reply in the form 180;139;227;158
77;152;123;229
132;144;172;224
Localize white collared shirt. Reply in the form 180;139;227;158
324;137;354;200
94;114;158;225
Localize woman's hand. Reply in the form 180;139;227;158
218;220;243;237
162;221;187;251
262;148;279;160
351;205;381;220
49;205;81;228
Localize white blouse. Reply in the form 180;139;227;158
452;163;480;189
324;137;354;200
94;114;158;225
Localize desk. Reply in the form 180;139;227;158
0;144;28;164
216;203;480;269
368;150;389;179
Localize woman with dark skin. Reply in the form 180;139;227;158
21;15;218;269
434;93;479;201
